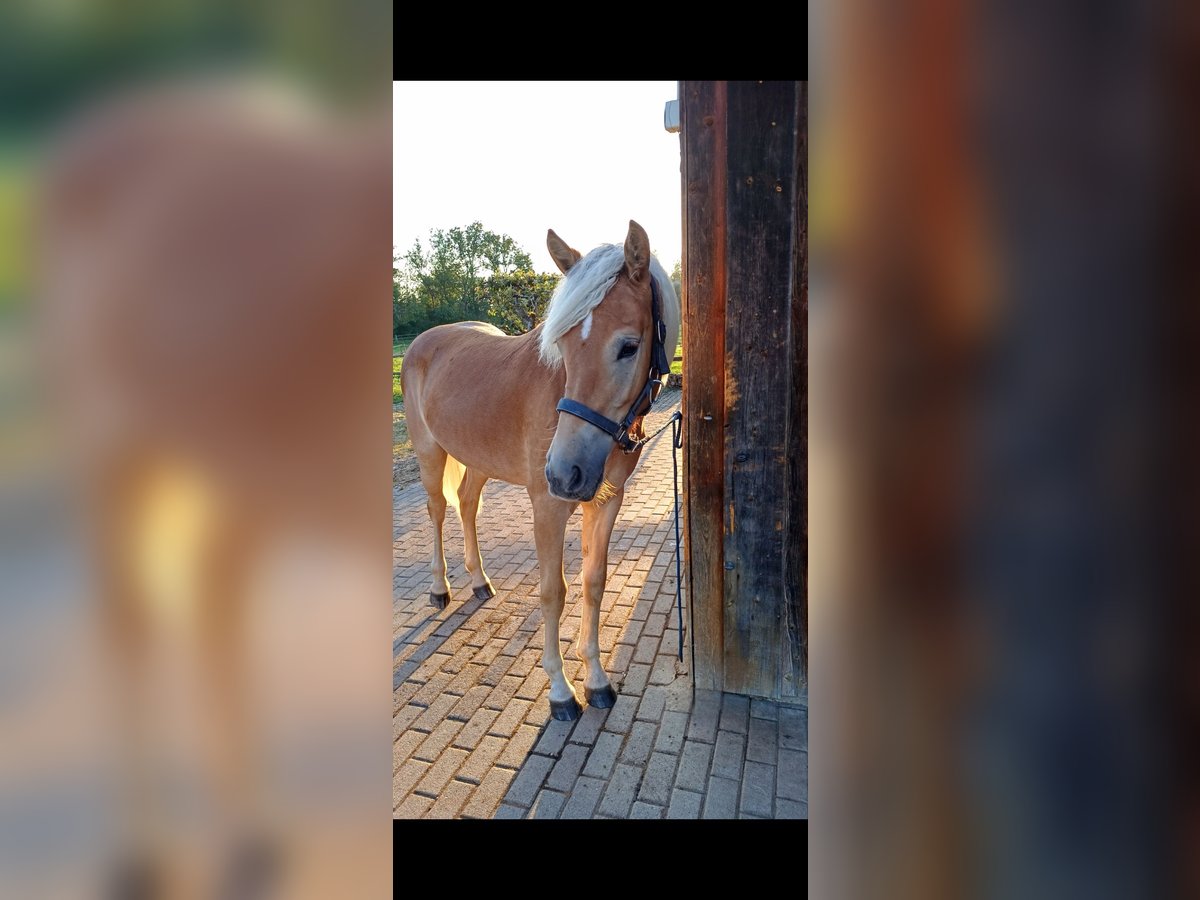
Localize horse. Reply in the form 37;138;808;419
401;220;680;721
36;81;391;896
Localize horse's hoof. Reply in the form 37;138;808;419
429;591;450;609
473;583;496;601
549;696;582;721
585;685;618;709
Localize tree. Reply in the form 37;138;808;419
395;222;533;331
480;270;560;335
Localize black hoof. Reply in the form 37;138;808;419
549;696;582;721
429;591;450;609
473;582;496;601
585;684;618;709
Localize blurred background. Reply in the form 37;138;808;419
7;0;1200;894
0;2;391;897
809;0;1186;898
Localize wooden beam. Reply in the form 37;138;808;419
721;81;797;697
783;81;808;696
680;80;727;691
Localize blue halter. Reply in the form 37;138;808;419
555;277;672;454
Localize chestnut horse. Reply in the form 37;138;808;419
402;221;680;720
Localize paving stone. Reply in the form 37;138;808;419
412;692;459;732
654;710;689;755
779;704;808;750
453;707;501;751
777;748;807;802
426;780;474;819
413;718;465;763
719;693;751;734
515;667;549;701
412;672;455;707
394;792;433;819
415;748;468;797
392;760;429;808
620;721;658;767
636;687;667;724
534;719;574;757
495;723;541;769
546;743;590;792
702;776;739;819
637;751;678;807
607;643;634;675
674;740;714;794
582;731;624;780
567;704;609;746
633;634;659;665
530;790;567;819
597;763;642;818
484;674;525;711
666;788;703;819
457;735;507;785
604;693;639;734
478;651;516;687
687;691;721;743
711;729;746;781
393;728;425;766
630;801;664;819
746;715;778;765
776;798;808;819
503;754;554;808
621;663;651;696
560;776;606;819
750;697;780;721
615;620;641;646
508;647;541;678
740;760;776;818
461;767;517;818
447;686;491;723
487;697;532;740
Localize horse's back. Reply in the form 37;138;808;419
402;322;554;485
402;321;509;393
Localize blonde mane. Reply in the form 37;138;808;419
538;243;680;368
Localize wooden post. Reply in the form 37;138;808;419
681;81;807;699
680;80;727;692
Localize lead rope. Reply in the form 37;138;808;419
638;407;686;660
669;410;684;661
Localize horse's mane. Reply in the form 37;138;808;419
538;243;680;369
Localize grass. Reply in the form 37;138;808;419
393;401;410;459
393;338;411;404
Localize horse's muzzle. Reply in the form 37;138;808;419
545;446;608;502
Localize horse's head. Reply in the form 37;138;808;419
542;220;667;502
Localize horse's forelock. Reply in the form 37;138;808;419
538;243;680;368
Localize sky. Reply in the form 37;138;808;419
393;81;682;275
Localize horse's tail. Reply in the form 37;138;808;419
442;455;465;512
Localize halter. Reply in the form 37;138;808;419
555;276;672;454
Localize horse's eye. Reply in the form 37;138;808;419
617;341;639;360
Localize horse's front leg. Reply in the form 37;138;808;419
579;490;623;707
530;491;581;721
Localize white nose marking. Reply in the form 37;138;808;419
581;312;593;341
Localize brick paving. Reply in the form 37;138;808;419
393;391;807;818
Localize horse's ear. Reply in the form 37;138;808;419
624;220;650;283
547;229;581;274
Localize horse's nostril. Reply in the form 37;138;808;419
568;466;583;492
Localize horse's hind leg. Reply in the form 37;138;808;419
578;491;623;708
530;490;581;720
415;445;453;609
457;469;495;600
